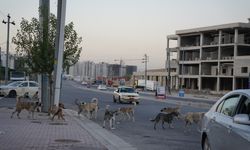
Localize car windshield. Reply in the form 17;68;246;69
120;87;135;93
7;81;22;87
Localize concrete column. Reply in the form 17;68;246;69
232;29;238;90
200;33;203;46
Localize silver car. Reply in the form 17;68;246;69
201;89;250;150
0;81;39;98
113;86;140;104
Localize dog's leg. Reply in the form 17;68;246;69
154;122;157;130
169;122;174;129
11;110;17;118
110;117;115;130
17;110;21;119
93;108;97;119
131;111;135;122
162;120;165;129
126;112;130;120
103;120;106;128
78;108;82;116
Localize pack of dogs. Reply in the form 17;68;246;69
10;93;206;133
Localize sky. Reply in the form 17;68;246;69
0;0;250;70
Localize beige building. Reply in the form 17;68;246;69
133;19;250;93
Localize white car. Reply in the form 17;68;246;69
97;84;107;90
0;81;39;98
113;86;140;104
201;89;250;150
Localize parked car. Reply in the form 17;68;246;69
0;81;39;98
201;89;250;150
113;86;140;104
97;84;107;90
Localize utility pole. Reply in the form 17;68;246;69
142;54;148;91
166;38;171;95
53;0;67;106
2;14;15;85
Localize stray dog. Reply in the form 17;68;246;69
11;96;41;119
75;98;99;119
48;103;65;121
103;105;118;129
150;111;180;130
183;112;205;132
117;102;136;122
160;105;181;118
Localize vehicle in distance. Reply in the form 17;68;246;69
0;81;39;98
201;89;250;150
113;86;140;104
97;84;107;90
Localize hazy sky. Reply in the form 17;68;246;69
0;0;249;70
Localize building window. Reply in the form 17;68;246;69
241;67;248;73
222;69;226;74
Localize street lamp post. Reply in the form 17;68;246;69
2;14;15;85
142;54;148;91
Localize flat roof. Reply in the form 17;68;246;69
176;22;250;35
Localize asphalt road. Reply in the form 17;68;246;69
0;80;212;150
59;80;211;150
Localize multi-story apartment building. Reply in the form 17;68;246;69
95;62;108;79
69;61;137;82
167;19;250;93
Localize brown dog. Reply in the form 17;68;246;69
75;98;99;119
184;112;205;132
11;96;41;119
48;103;65;121
117;102;136;122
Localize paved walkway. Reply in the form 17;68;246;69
0;107;136;150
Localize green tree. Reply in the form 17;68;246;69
12;13;82;103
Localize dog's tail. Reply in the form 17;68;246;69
74;99;81;106
91;98;98;104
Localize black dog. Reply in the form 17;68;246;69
150;111;180;130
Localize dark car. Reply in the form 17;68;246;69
201;89;250;150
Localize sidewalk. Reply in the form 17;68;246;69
0;107;136;150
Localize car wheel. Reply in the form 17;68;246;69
203;137;211;150
9;90;17;98
113;96;117;103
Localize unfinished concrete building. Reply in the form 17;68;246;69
167;19;250;93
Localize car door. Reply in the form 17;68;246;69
17;82;29;96
228;95;250;149
114;88;120;100
207;94;241;149
29;81;39;96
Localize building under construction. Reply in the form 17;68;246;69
134;20;250;93
166;19;250;93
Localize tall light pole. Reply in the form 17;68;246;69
2;14;15;85
166;38;171;95
53;0;67;106
142;54;148;91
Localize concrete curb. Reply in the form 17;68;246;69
65;109;137;150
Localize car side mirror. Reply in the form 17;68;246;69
233;114;250;125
